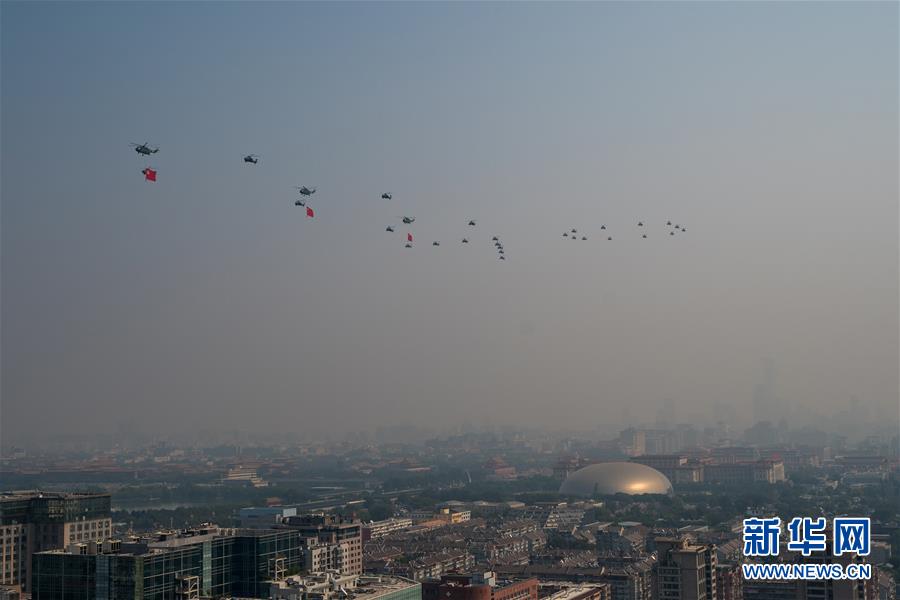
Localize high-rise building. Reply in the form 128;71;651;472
31;525;304;599
653;537;718;600
0;491;112;593
281;514;363;575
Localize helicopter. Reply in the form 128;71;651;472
399;216;415;224
294;186;316;197
294;199;306;207
243;154;259;164
386;226;395;232
433;241;440;246
381;193;392;200
130;142;158;156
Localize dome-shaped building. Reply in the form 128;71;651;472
559;461;673;497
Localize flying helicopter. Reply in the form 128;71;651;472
607;237;612;241
399;216;415;224
499;255;506;260
642;234;648;238
433;241;440;246
381;193;392;200
670;231;675;236
294;186;316;197
130;142;158;155
638;221;644;227
581;236;587;241
601;225;606;230
667;220;672;226
492;236;499;241
386;226;395;232
405;243;412;248
294;199;306;207
243;154;259;164
563;232;569;237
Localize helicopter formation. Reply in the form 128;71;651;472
131;142;688;260
561;220;688;242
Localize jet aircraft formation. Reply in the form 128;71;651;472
130;142;689;261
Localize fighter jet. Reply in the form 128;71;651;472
243;154;259;164
462;238;469;243
382;193;392;200
492;236;499;241
386;226;395;232
433;241;440;246
667;220;672;226
607;237;612;241
130;142;158;156
563;232;569;237
405;243;412;248
642;234;648;238
468;220;476;226
581;236;587;241
499;255;506;260
601;225;606;230
638;221;644;227
571;229;577;233
670;231;675;236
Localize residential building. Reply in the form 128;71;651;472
282;515;363;576
653;537;717;600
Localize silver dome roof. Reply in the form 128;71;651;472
559;461;673;497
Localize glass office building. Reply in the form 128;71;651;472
32;528;304;600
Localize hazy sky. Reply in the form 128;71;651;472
2;2;897;445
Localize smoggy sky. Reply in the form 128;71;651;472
2;1;897;445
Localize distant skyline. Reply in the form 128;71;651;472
2;2;897;446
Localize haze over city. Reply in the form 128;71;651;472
2;1;897;447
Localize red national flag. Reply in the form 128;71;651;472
306;206;314;218
407;233;413;242
142;168;157;182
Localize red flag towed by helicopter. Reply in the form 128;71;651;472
142;168;157;182
407;232;413;242
306;206;314;218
